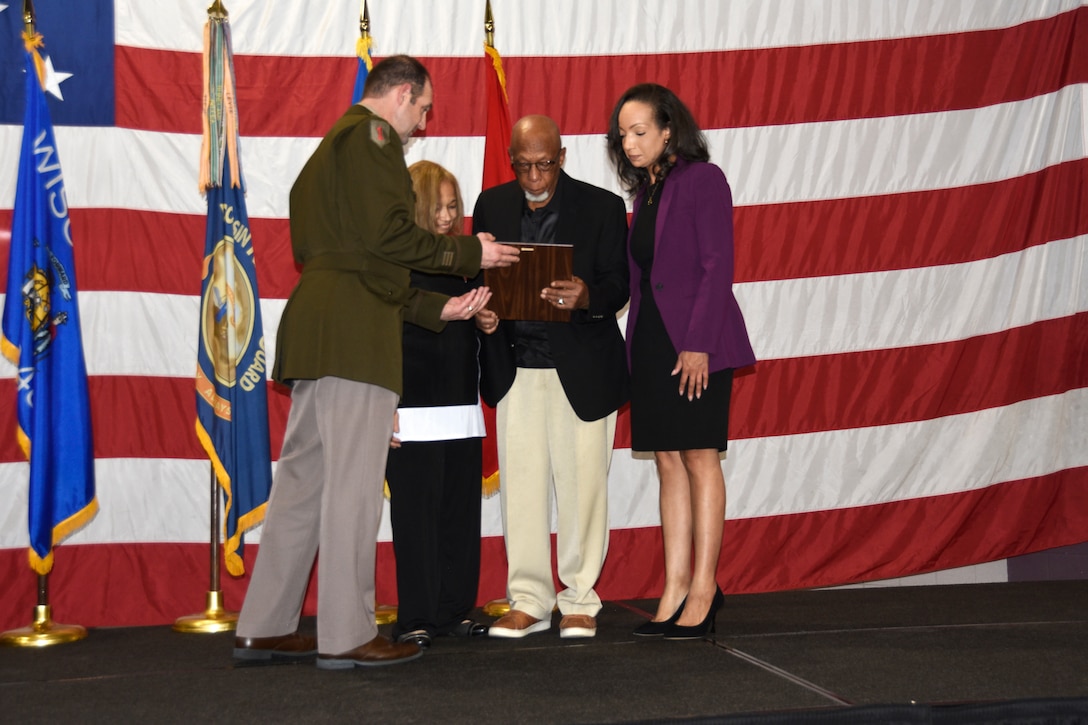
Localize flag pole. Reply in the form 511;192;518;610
174;465;237;632
1;0;89;650
482;0;510;619
353;0;396;627
175;0;239;634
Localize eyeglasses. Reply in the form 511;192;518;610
511;157;561;174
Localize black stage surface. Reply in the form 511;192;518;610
2;580;1086;723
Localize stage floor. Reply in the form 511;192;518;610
2;580;1086;723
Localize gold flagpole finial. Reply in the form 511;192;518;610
207;0;228;20
360;0;371;39
484;0;495;49
23;0;36;34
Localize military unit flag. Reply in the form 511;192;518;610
193;13;272;578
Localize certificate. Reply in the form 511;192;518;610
483;242;574;322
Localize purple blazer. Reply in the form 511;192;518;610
626;158;756;373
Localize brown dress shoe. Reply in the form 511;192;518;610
316;634;423;670
233;632;317;662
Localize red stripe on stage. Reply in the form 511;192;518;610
2;315;1084;462
114;8;1088;137
3;467;1083;629
2;158;1083;298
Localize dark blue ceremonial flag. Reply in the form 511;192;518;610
194;163;272;577
0;1;114;126
1;37;98;575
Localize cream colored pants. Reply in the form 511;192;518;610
496;368;616;619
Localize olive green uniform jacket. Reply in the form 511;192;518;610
272;105;483;395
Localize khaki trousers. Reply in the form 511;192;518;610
496;368;616;619
236;377;397;655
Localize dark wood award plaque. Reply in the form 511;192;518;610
483;242;574;321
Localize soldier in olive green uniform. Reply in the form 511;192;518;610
233;56;518;670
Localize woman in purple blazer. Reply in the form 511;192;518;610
606;84;756;640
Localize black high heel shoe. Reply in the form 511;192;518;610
632;598;686;637
662;588;723;641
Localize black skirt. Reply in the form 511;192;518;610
629;281;733;452
629;180;732;452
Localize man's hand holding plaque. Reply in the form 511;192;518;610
478;233;521;268
541;275;588;311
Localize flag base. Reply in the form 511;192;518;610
483;599;510;617
0;605;88;647
376;604;398;625
173;590;238;634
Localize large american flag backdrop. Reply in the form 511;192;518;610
2;0;1086;629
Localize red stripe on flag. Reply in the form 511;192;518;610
114;8;1088;137
3;467;1083;629
3;314;1083;463
735;159;1088;282
3;158;1083;298
732;312;1088;440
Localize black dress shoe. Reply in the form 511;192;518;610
632;597;686;637
233;632;317;662
397;629;432;649
449;619;489;638
663;588;724;641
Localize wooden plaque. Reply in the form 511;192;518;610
483;243;574;322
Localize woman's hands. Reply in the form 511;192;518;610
672;351;709;400
474;308;499;334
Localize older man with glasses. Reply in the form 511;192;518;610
473;115;630;639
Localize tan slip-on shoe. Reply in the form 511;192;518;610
559;614;597;639
488;609;551;638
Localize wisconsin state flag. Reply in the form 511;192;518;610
1;33;98;575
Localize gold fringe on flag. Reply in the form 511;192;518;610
199;14;241;191
22;31;46;86
484;44;509;106
482;471;500;499
356;34;373;71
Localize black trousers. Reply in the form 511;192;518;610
386;437;483;638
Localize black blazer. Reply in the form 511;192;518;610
473;171;630;422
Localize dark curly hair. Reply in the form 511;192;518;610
606;83;709;196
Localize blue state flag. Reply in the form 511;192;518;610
1;34;98;575
194;16;272;577
0;1;115;127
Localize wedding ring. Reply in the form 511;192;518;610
558;298;565;306
468;306;473;311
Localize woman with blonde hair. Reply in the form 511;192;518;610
386;160;492;648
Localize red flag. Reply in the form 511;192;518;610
480;42;514;496
482;44;515;190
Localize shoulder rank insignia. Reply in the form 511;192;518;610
370;119;390;148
